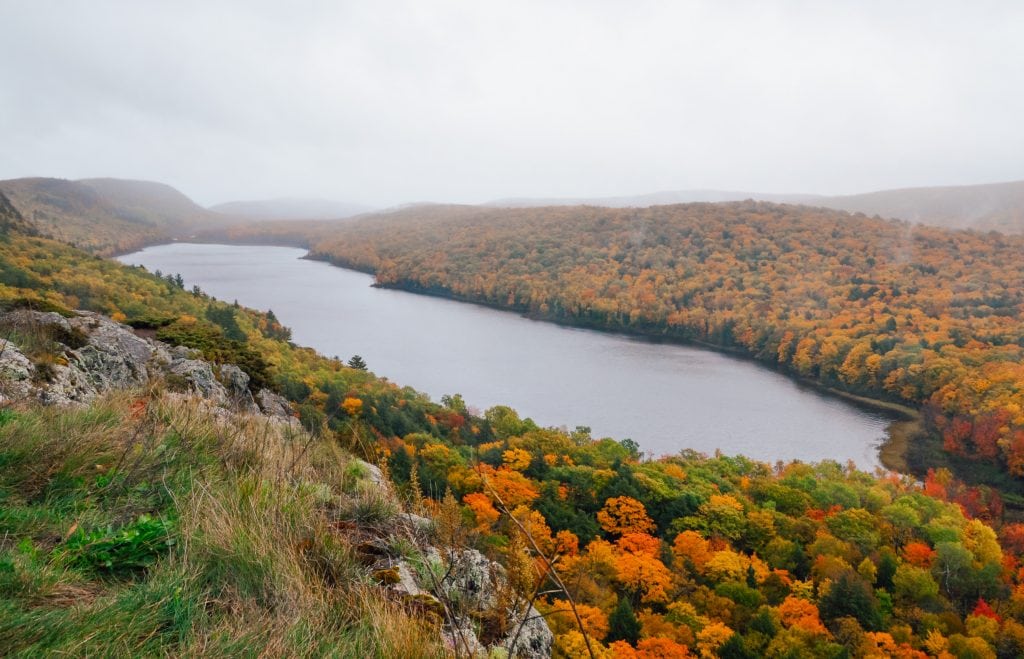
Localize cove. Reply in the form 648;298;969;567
119;243;894;469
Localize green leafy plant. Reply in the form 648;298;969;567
60;514;175;573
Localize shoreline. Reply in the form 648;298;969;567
302;249;922;474
124;240;923;475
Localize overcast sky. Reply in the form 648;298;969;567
2;1;1023;207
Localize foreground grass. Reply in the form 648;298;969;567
0;391;447;657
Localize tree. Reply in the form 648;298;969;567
819;571;882;630
347;354;367;370
598;496;655;536
607;597;641;645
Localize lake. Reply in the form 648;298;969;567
119;243;893;468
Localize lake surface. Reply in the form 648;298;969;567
120;243;893;468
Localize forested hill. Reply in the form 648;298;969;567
5;215;1024;656
813;180;1024;234
249;201;1024;491
0;177;235;256
487;179;1024;234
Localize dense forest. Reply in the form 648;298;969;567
4;193;1024;655
225;202;1024;494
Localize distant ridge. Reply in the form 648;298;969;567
487;180;1024;232
487;189;823;208
811;179;1024;233
210;198;372;221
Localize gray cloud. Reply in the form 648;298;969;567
2;1;1023;206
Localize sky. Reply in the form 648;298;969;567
2;1;1023;207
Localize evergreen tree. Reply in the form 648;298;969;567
348;355;368;370
876;551;898;592
718;633;757;659
819;572;883;630
606;597;640;645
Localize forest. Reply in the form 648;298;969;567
3;196;1024;655
223;201;1024;495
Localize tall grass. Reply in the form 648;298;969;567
0;389;450;657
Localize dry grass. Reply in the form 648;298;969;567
0;388;453;657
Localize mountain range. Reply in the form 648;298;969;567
3;176;1024;258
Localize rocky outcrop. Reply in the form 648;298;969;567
360;528;553;658
0;309;292;421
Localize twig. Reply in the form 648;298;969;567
476;463;596;659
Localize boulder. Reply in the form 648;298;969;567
443;618;488;658
66;312;152;391
256;388;293;418
499;603;555;659
0;340;34;403
38;363;97;406
168;358;227;404
441;548;503;612
218;364;258;413
2;309;73;334
354;459;386;488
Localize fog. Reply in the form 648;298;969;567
2;1;1022;207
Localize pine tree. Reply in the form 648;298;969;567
606;596;640;645
348;355;368;370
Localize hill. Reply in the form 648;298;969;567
488;189;823;208
209;197;372;221
488;180;1024;233
0;177;234;256
812;180;1024;233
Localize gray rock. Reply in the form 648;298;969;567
39;363;97;406
401;512;435;535
0;340;34;403
218;364;258;413
354;459;386;488
70;343;147;391
148;341;174;368
2;309;72;334
444;618;488;658
71;312;153;366
256;388;292;418
169;345;195;360
441;548;503;612
168;358;227;404
60;313;152;391
500;603;554;659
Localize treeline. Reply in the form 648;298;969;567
244;201;1024;487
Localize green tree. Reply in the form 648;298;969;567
347;355;368;370
819;571;882;631
606;596;640;645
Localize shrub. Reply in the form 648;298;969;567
60;515;175;574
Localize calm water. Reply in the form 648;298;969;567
120;243;892;468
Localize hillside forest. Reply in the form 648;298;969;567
219;202;1024;497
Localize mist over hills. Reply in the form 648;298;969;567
488;179;1024;233
487;189;824;208
209;198;372;221
5;175;1024;257
811;179;1024;233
